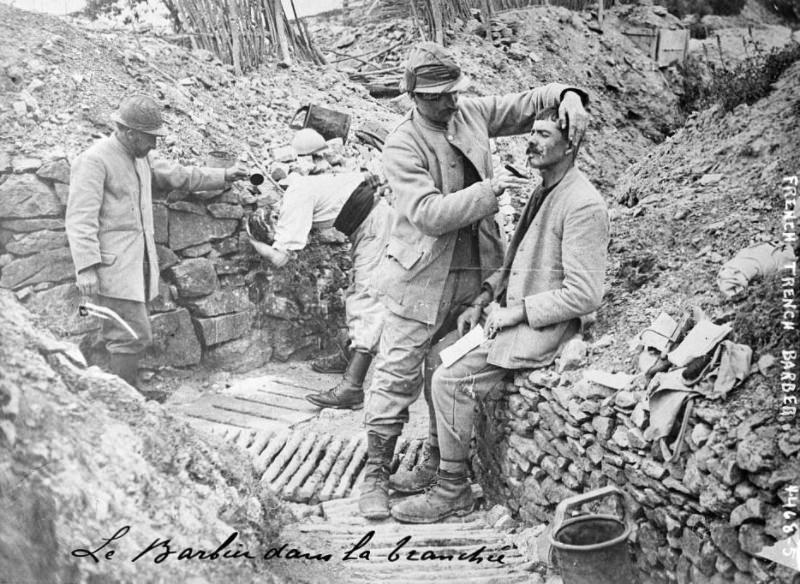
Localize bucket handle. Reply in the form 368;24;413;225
289;105;309;130
551;485;628;536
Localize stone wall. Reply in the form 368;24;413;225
0;156;350;371
473;365;800;584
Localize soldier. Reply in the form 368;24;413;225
359;41;589;519
391;106;610;523
66;94;247;394
248;129;394;410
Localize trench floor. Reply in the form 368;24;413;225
168;363;547;583
170;362;430;504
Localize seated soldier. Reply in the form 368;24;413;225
390;107;610;523
248;128;394;410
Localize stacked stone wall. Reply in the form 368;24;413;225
0;157;350;371
473;368;800;584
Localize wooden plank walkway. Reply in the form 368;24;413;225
280;491;540;584
176;373;549;583
178;374;321;433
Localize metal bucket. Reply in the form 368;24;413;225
289;104;351;144
549;486;637;584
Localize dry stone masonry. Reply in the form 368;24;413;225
473;356;800;584
0;157;352;372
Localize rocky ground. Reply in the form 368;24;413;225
311;2;684;194
1;0;799;582
477;63;800;577
602;60;800;361
0;288;354;584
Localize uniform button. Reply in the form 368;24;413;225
449;161;456;167
447;135;454;141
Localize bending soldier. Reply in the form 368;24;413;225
248;129;394;410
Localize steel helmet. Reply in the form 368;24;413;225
291;128;328;156
110;94;167;136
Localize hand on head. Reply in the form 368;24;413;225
558;91;589;148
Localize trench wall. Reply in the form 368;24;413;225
473;368;800;584
0;158;350;371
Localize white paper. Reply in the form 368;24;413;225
440;324;486;368
639;312;678;352
584;369;635;391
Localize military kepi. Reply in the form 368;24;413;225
401;42;470;94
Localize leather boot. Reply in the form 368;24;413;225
390;469;475;524
310;345;352;374
358;432;398;519
306;350;372;410
389;443;439;494
109;352;139;388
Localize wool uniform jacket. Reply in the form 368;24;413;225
66;135;226;303
484;165;610;369
378;83;585;325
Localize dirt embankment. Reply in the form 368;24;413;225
0;288;322;584
312;3;684;194
606;60;799;339
586;58;800;437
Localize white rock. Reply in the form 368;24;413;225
557;338;587;372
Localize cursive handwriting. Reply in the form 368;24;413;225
131;531;258;563
71;526;511;565
71;526;130;563
341;530;509;565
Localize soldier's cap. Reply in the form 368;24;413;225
110;94;167;136
400;42;470;94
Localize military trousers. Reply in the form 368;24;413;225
96;295;153;355
345;200;393;353
364;268;481;441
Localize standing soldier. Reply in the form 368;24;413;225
66;94;247;393
359;42;589;519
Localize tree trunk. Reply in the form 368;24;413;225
227;0;242;75
480;0;493;23
431;0;444;44
273;0;291;64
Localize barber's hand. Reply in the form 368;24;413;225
558;91;589;147
363;173;383;189
76;266;99;297
457;305;483;336
225;165;249;183
490;166;528;196
484;305;525;339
